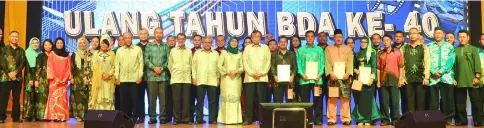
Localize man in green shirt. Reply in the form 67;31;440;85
371;33;383;53
242;30;271;125
270;37;297;103
115;32;144;123
393;31;406;50
168;33;193;125
296;30;325;125
0;31;25;123
145;27;171;124
454;30;482;126
192;37;220;124
427;27;456;125
400;28;430;113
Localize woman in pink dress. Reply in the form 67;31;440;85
44;37;72;122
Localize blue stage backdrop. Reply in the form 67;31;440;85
42;0;469;115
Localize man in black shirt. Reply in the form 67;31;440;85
136;28;149;122
0;31;25;123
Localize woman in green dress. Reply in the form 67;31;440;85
35;39;53;120
23;37;41;121
351;37;383;125
70;36;93;121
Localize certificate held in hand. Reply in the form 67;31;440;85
277;65;290;82
306;62;318;79
333;62;346;79
358;67;371;84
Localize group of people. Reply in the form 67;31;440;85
0;25;483;127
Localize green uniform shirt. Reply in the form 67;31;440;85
296;45;325;85
455;44;481;88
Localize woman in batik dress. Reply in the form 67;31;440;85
70;36;92;121
34;39;53;120
23;37;41;121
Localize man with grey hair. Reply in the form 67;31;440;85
192;36;220;124
115;32;144;123
136;28;149;122
168;33;193;125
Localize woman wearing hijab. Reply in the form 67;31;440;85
70;36;92;121
35;39;53;120
217;36;244;124
351;37;383;125
45;37;72;122
23;37;41;121
89;37;115;110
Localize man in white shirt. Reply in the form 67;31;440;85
168;33;193;125
192;37;220;124
115;32;144;123
242;30;271;125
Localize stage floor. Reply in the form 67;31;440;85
0;115;477;128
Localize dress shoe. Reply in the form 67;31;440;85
314;121;322;125
475;123;482;127
327;122;336;125
380;121;390;126
136;119;142;124
13;119;23;123
242;121;253;125
343;121;351;125
148;120;157;124
196;120;206;124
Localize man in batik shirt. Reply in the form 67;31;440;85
400;28;430;113
427;27;456;125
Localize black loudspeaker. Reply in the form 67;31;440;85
84;110;134;128
259;103;313;128
395;110;446;128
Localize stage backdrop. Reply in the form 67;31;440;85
41;1;469;115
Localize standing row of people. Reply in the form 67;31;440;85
0;26;483;127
